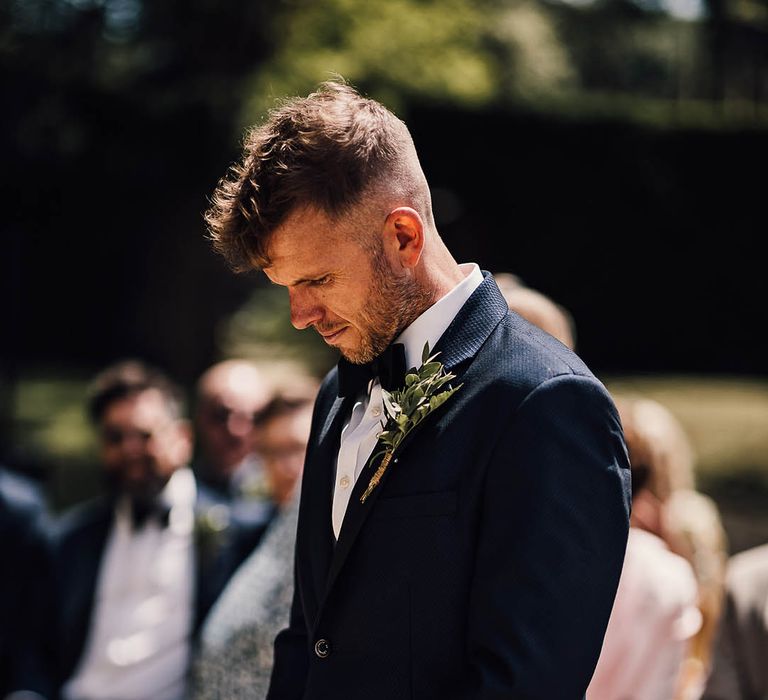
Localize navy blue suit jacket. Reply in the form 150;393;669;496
267;273;631;700
0;468;51;696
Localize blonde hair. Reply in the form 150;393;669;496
615;395;695;503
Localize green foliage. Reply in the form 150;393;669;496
234;0;768;128
377;342;462;453
238;0;507;123
217;283;338;379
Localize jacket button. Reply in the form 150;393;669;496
314;638;331;658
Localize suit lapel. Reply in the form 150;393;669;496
320;272;510;603
302;392;351;621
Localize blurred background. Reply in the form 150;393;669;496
1;0;766;551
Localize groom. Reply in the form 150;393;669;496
205;78;631;699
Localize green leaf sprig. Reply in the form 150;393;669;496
360;341;462;503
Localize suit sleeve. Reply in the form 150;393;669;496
465;373;631;700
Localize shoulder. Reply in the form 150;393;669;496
469;314;613;419
611;529;701;636
54;496;112;543
495;310;594;381
624;528;699;598
0;467;48;518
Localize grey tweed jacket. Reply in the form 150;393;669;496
189;491;300;700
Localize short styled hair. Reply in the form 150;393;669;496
204;78;422;271
87;359;185;424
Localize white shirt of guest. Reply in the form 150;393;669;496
62;468;197;700
331;262;484;539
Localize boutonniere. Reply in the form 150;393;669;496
360;341;462;503
194;505;231;565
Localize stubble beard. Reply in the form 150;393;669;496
341;248;434;365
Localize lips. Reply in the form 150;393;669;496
319;327;346;345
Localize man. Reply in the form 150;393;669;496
205;78;631;699
193;359;276;556
190;376;319;700
22;360;256;700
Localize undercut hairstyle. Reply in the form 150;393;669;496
204;77;427;271
87;359;185;424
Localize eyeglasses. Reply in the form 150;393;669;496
100;421;174;446
101;427;153;446
205;404;264;427
259;443;307;463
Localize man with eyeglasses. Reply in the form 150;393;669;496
192;359;279;561
12;360;257;700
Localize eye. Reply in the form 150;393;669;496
310;275;332;287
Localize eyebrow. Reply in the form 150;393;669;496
265;271;329;287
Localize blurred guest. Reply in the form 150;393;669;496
588;396;703;700
193;359;276;553
701;543;768;699
193;359;273;496
495;271;577;350
20;359;256;700
1;465;51;698
619;400;727;699
189;376;318;700
666;489;728;700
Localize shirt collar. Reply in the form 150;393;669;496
115;466;196;526
395;262;484;371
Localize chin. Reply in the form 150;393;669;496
339;347;366;364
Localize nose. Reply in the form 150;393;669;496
120;431;150;459
288;287;323;330
226;411;254;438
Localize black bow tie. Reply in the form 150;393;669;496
337;343;408;398
130;499;171;531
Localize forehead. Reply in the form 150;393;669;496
101;389;173;426
261;405;313;443
263;205;365;285
201;366;270;409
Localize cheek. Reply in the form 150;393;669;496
165;432;192;467
101;449;121;469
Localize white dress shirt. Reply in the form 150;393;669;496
62;468;197;700
331;262;483;539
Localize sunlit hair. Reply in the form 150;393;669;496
87;359;185;424
495;273;577;351
614;395;695;503
204;77;428;271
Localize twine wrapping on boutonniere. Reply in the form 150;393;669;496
360;341;462;503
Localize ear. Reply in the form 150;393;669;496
383;207;424;270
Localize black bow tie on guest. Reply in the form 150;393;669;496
130;498;171;531
337;343;408;398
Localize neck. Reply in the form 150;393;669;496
418;236;465;304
